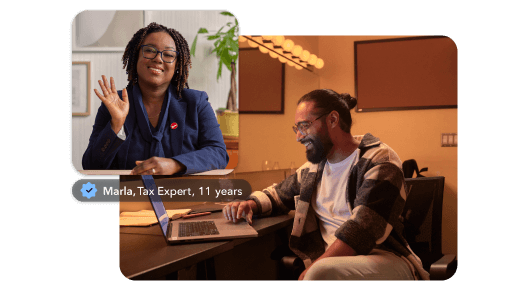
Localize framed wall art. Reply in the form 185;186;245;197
239;48;285;114
72;61;91;116
354;36;457;112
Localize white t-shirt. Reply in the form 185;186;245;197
311;149;359;250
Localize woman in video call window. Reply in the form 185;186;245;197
82;22;228;175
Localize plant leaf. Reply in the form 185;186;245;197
190;34;198;57
207;34;221;40
196;13;240;81
216;25;225;34
221;49;232;71
226;26;236;36
216;61;223;80
197;28;209;34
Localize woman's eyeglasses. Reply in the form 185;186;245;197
140;45;178;63
292;112;330;136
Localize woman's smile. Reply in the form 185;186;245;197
148;66;164;75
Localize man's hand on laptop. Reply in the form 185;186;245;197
223;200;256;225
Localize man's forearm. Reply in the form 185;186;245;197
299;238;357;280
247;199;258;213
317;238;357;261
308;239;357;270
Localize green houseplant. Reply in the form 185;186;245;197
190;11;238;112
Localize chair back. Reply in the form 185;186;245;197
402;159;428;178
402;176;445;270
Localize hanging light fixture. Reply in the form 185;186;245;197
242;35;324;72
292;45;303;58
308;54;317;66
272;35;285;46
315;58;324;69
300;50;310;62
282;39;294;52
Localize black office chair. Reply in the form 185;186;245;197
273;176;456;280
402;176;457;280
402;159;428;178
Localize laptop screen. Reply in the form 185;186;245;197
142;175;169;237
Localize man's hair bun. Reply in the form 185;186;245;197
339;93;357;109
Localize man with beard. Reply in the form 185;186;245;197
223;89;429;280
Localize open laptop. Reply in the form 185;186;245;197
142;175;258;244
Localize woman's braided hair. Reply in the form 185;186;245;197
122;22;191;97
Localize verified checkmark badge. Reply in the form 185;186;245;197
81;182;97;199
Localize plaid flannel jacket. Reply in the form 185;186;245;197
249;133;430;280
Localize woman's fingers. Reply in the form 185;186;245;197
98;75;114;96
122;87;129;104
102;75;111;91
131;159;160;175
110;76;117;94
131;161;143;175
98;80;109;96
97;76;128;103
95;75;129;127
94;89;104;102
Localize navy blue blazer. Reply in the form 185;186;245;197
82;84;229;174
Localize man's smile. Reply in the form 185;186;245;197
301;139;313;150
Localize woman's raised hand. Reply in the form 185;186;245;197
94;75;129;134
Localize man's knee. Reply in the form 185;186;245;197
303;258;349;280
303;252;414;280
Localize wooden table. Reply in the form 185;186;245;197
120;203;294;280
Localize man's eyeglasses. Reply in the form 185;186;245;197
140;45;178;63
292;112;330;136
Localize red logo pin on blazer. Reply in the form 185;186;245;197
171;122;178;129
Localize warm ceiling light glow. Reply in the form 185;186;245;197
300;50;310;61
259;42;274;54
282;39;294;52
308;54;317;65
248;37;260;48
259;45;269;53
245;36;323;72
292;45;303;57
315;58;324;69
258;41;272;54
272;36;285;46
269;50;279;58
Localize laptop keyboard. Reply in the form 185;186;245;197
178;221;220;237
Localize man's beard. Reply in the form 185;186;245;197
305;132;333;164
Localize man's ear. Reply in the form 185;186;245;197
328;111;340;129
